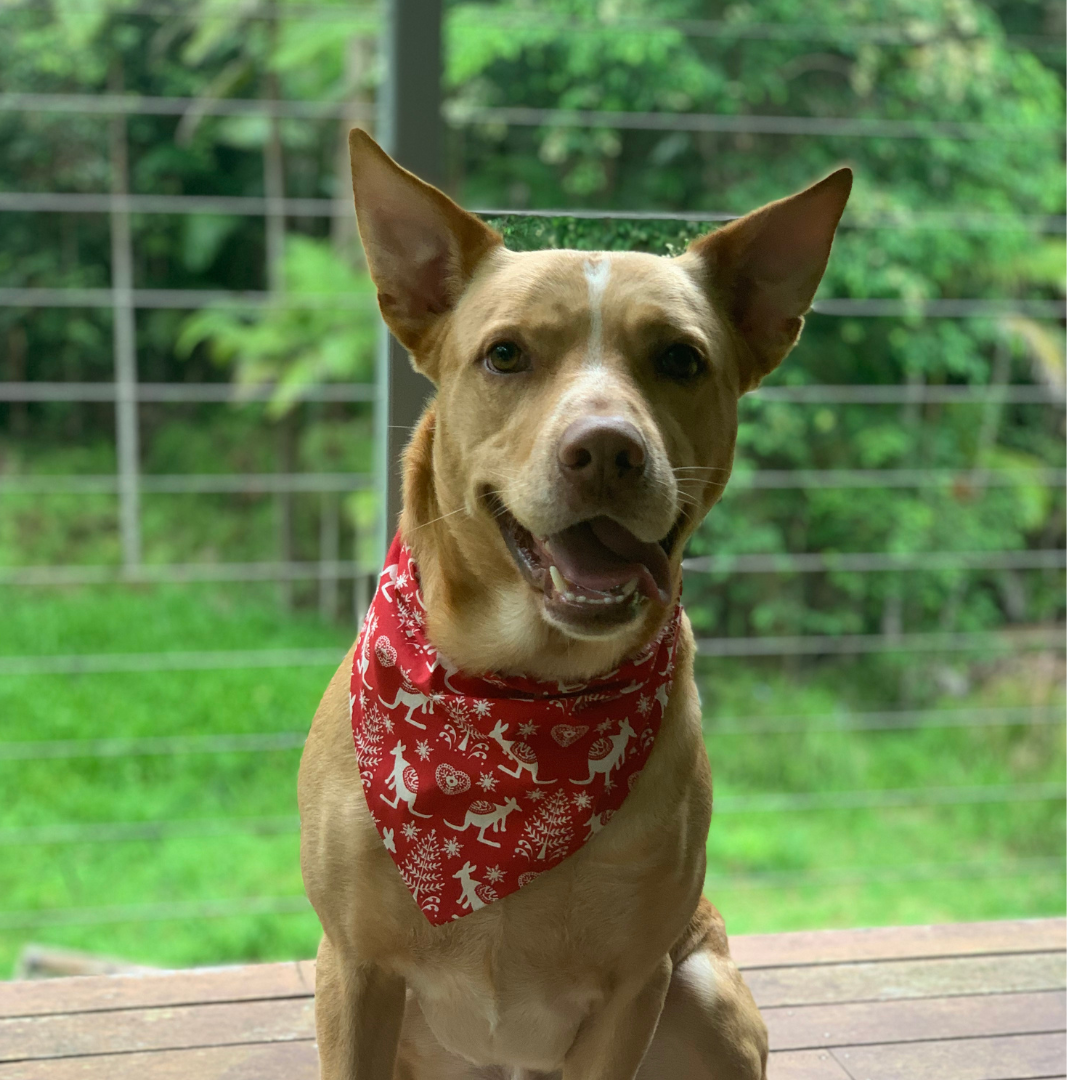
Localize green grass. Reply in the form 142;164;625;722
0;586;1065;975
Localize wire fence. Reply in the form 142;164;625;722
0;8;1066;940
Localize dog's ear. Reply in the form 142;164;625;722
349;129;503;360
688;168;852;394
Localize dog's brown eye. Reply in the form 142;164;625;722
486;341;527;374
656;343;705;382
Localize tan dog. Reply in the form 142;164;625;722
299;130;851;1080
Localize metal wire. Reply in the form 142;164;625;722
0;549;1062;588
705;856;1065;890
748;385;1064;404
696;627;1064;658
0;731;309;761
812;298;1066;318
0;91;372;121
1;856;1066;930
0;381;1062;406
0;560;368;587
0;895;313;932
683;549;1067;574
0;381;375;403
725;467;1067;490
0;468;1062;496
0;286;368;309
0;647;347;677
0;626;1061;676
0;705;1058;762
0;93;1064;142
0;191;353;217
711;781;1065;813
0;191;1066;235
0;472;370;494
447;103;1063;142
702;704;1065;735
0;815;300;846
482;206;1068;234
0;286;1062;318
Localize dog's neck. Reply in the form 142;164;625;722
399;407;677;683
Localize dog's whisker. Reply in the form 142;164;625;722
414;505;468;530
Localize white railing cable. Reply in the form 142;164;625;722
711;781;1066;813
0;647;348;677
683;549;1067;574
0;705;1060;762
0;626;1062;677
0;381;376;403
0;561;369;587
0;93;1065;141
0;815;300;846
0;192;1065;234
702;704;1065;735
695;627;1064;658
0;286;1064;318
0;381;1062;405
0;472;371;494
0;732;309;761
0;469;1063;496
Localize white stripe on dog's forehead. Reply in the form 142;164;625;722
582;255;612;366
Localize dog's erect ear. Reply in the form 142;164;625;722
689;168;852;394
349;129;503;357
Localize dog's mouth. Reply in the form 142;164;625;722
485;493;679;630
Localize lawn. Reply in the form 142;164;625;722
0;585;1065;975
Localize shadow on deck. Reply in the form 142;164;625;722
0;918;1065;1078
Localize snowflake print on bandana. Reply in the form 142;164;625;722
351;533;681;926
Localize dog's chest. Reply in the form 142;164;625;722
408;953;605;1071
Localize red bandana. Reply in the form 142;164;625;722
350;533;681;925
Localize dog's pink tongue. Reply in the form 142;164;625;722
545;517;672;603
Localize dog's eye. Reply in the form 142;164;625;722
486;341;528;374
655;343;705;382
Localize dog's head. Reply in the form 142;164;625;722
350;130;850;676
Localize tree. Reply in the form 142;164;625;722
516;789;573;863
398;829;444;916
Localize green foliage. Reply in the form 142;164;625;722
0;586;1063;972
0;0;1065;956
177;237;379;417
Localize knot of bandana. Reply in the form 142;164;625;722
351;532;681;925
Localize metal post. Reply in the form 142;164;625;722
319;491;340;622
375;0;443;553
109;76;141;571
263;24;293;607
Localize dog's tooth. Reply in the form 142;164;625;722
549;565;568;594
575;595;589;602
603;596;614;604
620;578;638;597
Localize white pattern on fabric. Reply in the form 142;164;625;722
351;533;680;925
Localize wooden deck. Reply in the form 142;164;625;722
0;918;1064;1078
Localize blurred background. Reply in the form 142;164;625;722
0;0;1065;977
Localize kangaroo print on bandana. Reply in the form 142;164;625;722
351;533;681;926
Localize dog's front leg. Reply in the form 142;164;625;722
563;956;673;1080
315;934;406;1080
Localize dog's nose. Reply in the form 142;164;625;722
558;417;647;489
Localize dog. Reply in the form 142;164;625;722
299;128;851;1080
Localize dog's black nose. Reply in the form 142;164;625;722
558;416;647;490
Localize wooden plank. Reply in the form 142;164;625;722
0;1041;318;1080
0;997;314;1063
745;951;1065;1008
832;1032;1065;1080
764;989;1065;1051
730;918;1065;969
766;1049;853;1080
0;961;314;1020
